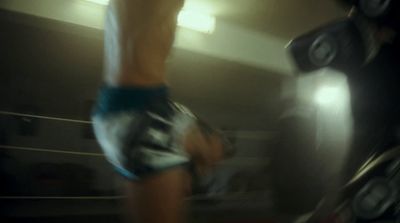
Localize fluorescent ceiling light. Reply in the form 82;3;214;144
84;0;216;33
85;0;109;5
177;10;215;34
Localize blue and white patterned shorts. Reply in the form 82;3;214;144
92;86;197;180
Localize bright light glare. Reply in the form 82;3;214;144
85;0;109;5
177;10;216;34
84;0;215;34
315;86;341;106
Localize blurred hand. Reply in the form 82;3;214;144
184;125;225;176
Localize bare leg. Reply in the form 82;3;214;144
124;168;191;223
103;1;192;223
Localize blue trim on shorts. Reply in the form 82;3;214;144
93;85;168;116
114;166;140;181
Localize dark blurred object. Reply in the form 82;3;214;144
288;17;373;73
336;0;392;17
300;147;400;223
343;44;400;182
335;0;400;30
287;1;400;196
288;0;399;73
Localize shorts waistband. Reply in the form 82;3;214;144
93;85;169;116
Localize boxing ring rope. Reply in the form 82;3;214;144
0;145;269;168
0;145;104;157
0;111;91;124
0;192;272;201
0;110;276;140
0;110;274;201
0;196;124;200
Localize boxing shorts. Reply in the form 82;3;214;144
92;85;198;180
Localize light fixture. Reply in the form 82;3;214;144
84;0;216;33
85;0;109;5
314;86;341;106
177;10;216;34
